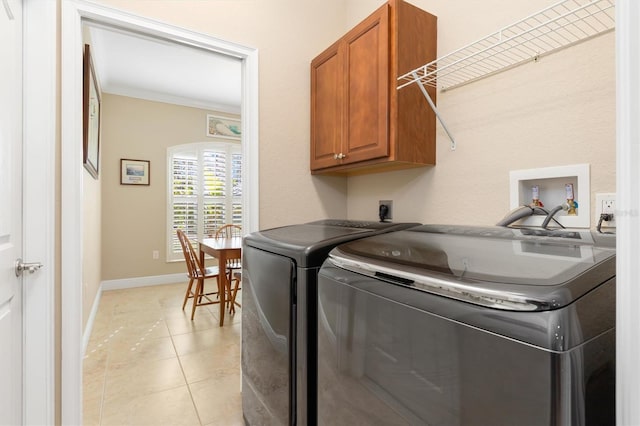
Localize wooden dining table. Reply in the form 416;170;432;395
199;236;242;326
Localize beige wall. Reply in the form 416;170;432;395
82;170;101;327
345;0;615;226
100;94;234;280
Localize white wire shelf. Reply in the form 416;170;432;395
398;0;615;92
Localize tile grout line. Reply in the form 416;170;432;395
167;306;206;426
97;304;117;426
87;301;115;426
100;302;124;425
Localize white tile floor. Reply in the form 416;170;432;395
83;282;243;426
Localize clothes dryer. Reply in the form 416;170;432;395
242;219;420;425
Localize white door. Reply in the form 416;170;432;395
0;0;24;424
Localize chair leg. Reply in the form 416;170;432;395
182;277;195;310
191;278;203;320
228;276;241;314
224;278;232;311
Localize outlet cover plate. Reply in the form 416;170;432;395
379;200;393;221
595;193;616;227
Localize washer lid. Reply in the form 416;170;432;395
328;225;616;311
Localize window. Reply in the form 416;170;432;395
167;142;242;261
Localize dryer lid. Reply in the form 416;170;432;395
243;220;420;267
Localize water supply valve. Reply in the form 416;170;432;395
565;183;577;215
531;185;544;207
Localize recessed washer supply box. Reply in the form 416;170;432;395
509;164;590;228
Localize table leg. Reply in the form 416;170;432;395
218;252;226;326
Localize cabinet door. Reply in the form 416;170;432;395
342;5;389;164
311;42;343;170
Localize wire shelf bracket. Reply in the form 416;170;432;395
413;72;457;150
398;0;616;150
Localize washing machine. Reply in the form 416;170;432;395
317;225;616;426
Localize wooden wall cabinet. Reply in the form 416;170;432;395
310;0;437;175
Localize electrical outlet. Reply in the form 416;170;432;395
152;250;159;260
595;193;616;227
379;200;393;221
602;199;615;214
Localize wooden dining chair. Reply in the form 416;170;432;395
214;224;242;313
177;229;223;320
214;223;242;238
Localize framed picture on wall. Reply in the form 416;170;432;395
120;159;150;185
206;114;241;140
83;44;101;179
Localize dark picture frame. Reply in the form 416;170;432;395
83;44;101;179
120;159;150;185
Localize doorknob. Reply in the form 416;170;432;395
15;258;44;277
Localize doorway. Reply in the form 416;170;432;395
61;2;259;423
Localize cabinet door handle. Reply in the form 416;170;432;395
336;153;346;159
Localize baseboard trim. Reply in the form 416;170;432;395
101;272;187;291
82;285;102;356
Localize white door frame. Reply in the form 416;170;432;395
615;1;640;424
60;1;259;423
22;0;56;424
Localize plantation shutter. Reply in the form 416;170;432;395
203;149;227;236
168;142;242;261
170;152;198;256
231;153;243;225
